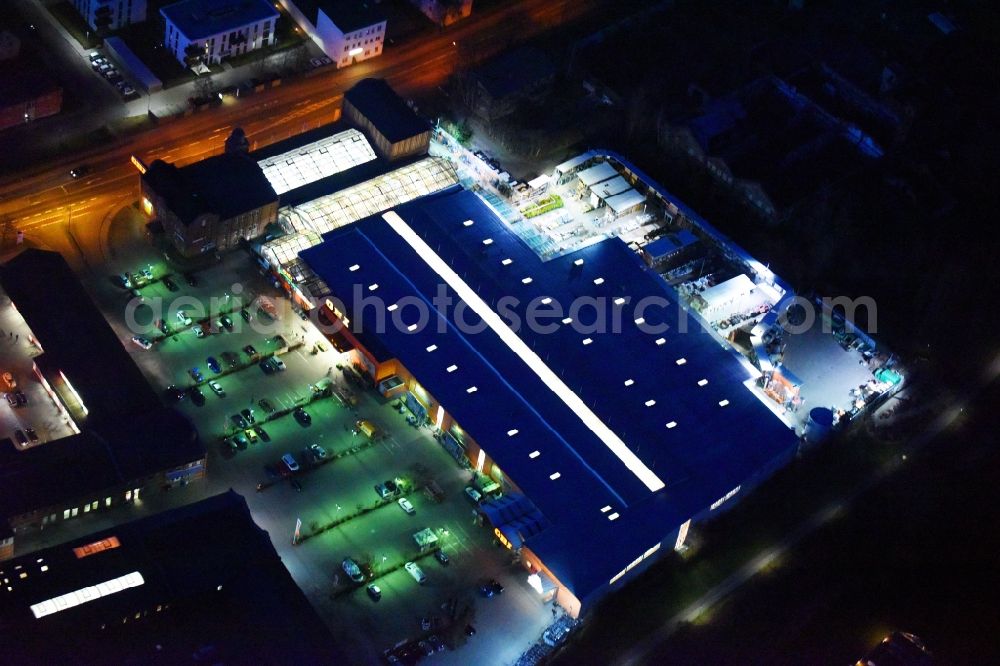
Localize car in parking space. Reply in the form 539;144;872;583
221;351;239;368
434;549;450;566
259;359;275;375
189;386;205;406
14;429;27;445
240;408;255;424
254;425;270;442
293;407;311;426
245;428;258;444
309;443;327;460
479;579;504;597
243;344;257;357
208;380;225;396
218;315;233;331
131;335;152;350
193;326;206;338
233;432;249;449
342;557;364;583
258;398;275;414
366;583;381;601
397;497;415;515
290;478;303;492
375;483;391;499
404;562;426;585
281;453;299;472
464;487;483;504
25;427;39;443
183;272;198;287
271;357;286;371
231;413;248;429
177;310;193;326
189;367;204;382
206;357;221;374
156;319;171;335
162;276;179;292
240;308;251;322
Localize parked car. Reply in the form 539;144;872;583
271;357;286;371
258;398;275;414
25;427;39;443
254;425;270;442
131;335;152;350
397;497;415;515
219;314;233;331
290;478;303;492
245;428;258;444
375;483;391;499
434;549;450;566
208;380;225;397
479;579;504;597
206;357;221;374
259;358;275;375
240;308;251;322
188;367;204;382
177;310;193;326
162;276;179;292
464;487;483;504
366;583;382;601
233;432;249;449
231;413;248;429
293;407;311;426
309;443;328;460
282;453;299;472
404;561;426;585
189;386;205;406
193;326;206;338
243;344;258;357
342;557;364;583
240;408;255;424
221;351;240;368
164;385;186;402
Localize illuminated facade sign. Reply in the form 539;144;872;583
710;485;741;511
30;571;144;619
130;155;147;174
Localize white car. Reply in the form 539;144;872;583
130;335;152;350
397;497;415;515
208;380;225;397
404;561;426;584
342;557;364;583
272;357;286;371
176;310;192;326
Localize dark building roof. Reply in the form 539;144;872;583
143;153;277;225
0;57;60;107
0;250;203;524
0;491;347;664
471;47;557;100
160;0;279;41
300;189;797;603
344;78;431;144
293;0;384;32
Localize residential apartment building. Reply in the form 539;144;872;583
72;0;147;32
141;153;279;256
161;0;278;66
281;1;385;68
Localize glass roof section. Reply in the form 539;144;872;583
257;128;377;195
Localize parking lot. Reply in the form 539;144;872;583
82;248;556;664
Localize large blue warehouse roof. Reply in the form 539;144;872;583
301;189;796;601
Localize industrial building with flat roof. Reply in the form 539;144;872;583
0;491;347;664
299;188;798;615
0;250;205;560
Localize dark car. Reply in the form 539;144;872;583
69;165;90;178
164;385;186;402
206;357;221;374
290;478;303;492
14;429;28;445
240;408;255;424
233;432;249;449
293;407;311;426
219;314;234;331
221;351;239;368
189;367;204;383
158;319;172;335
434;550;450;566
366;583;382;601
25;427;39;442
243;344;258;357
258;398;275;414
231;413;248;429
254;425;270;442
259;359;275;375
189;386;206;406
183;272;198;287
465;624;477;637
479;579;504;597
162;276;179;292
240;308;251;322
14;390;27;406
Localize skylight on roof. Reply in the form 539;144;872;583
466;386;478;394
529;450;540;458
601;505;612;513
698;378;708;386
349;264;360;272
582;338;593;345
635;317;646;325
257;128;376;195
593;277;605;285
676;358;687;365
463;219;474;227
426;345;438;352
614;297;626;305
541;297;552;305
507;429;519;436
482;238;493;246
407;324;418;332
645;399;656;407
522;277;533;284
501;258;513;266
368;283;379;291
561;317;573;325
719;399;730;407
624;379;634;386
387;303;398;312
549;472;561;480
446;364;458;373
666;421;677;429
574;258;584;266
655;337;666;346
608;512;620;521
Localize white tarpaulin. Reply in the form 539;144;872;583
576;162;618;187
697;274;756;312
